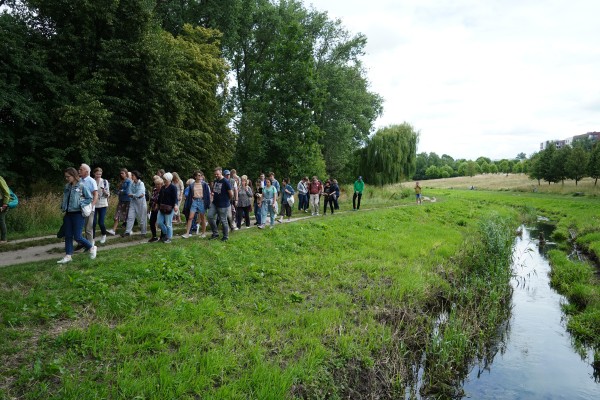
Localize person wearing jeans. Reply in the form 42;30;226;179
157;172;178;243
261;178;278;228
208;167;233;241
92;167;110;244
58;167;97;263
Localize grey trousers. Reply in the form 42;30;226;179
125;197;147;234
208;204;230;239
84;212;94;242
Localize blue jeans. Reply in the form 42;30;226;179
254;201;262;225
261;201;276;226
93;207;108;237
64;212;93;255
157;211;174;239
208;204;230;239
298;193;308;211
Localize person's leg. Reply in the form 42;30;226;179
92;209;99;238
269;204;275;226
218;207;230;239
236;206;243;228
150;210;158;238
139;201;147;234
64;213;75;255
357;193;362;210
0;210;7;242
323;197;328;215
97;207;107;235
207;204;219;237
157;212;167;239
164;212;173;239
244;206;251;226
124;203;136;234
84;213;94;242
184;208;195;236
330;198;334;214
353;192;357;209
73;213;93;250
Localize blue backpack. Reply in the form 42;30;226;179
8;188;18;208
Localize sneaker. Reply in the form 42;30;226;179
269;225;274;229
196;226;200;235
209;235;220;240
100;235;107;244
57;255;72;264
90;246;97;259
120;232;130;238
316;213;320;216
233;226;239;231
163;239;172;243
106;229;116;236
148;237;159;243
221;237;228;242
181;233;191;239
200;233;206;238
277;217;283;223
258;225;264;229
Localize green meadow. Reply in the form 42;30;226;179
1;185;599;399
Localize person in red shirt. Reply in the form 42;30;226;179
308;176;323;216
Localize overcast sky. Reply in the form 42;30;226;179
316;0;600;160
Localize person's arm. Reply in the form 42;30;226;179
138;181;146;199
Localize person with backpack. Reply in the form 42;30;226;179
0;175;11;244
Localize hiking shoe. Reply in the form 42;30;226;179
106;229;116;236
100;235;107;244
57;255;72;264
181;233;191;239
90;246;97;259
148;237;159;243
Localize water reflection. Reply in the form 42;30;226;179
461;225;600;399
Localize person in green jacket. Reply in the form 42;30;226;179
353;176;364;210
0;176;11;243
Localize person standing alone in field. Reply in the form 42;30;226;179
353;176;364;211
415;181;422;205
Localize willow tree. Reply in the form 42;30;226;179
358;123;419;186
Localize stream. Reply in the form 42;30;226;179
461;224;600;399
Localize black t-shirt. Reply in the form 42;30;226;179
212;178;232;208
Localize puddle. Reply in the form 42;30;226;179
461;225;600;399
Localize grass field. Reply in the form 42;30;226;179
1;177;599;399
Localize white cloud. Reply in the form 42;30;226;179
316;0;600;159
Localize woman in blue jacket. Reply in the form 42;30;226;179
58;167;97;263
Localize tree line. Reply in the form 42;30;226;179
1;0;388;192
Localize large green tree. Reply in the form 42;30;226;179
357;123;419;186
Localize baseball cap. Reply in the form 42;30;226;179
223;169;230;175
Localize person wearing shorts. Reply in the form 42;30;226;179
182;171;210;238
415;181;422;205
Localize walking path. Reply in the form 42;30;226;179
0;212;327;268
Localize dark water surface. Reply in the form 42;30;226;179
462;226;600;399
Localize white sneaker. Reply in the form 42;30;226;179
181;233;191;239
90;246;97;259
57;255;72;264
196;226;200;235
100;235;106;244
200;233;206;238
106;229;116;236
269;225;274;229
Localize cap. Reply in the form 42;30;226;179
223;169;231;175
358;176;362;180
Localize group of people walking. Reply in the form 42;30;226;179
54;164;368;262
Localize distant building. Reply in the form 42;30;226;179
540;132;599;150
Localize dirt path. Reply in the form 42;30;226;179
0;213;319;268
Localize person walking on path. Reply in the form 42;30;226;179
107;168;131;236
415;181;422;205
92;168;110;244
157;173;178;243
122;170;147;237
297;176;309;213
58;167;97;263
323;179;335;215
148;176;163;242
182;171;211;239
78;164;98;246
261;177;278;229
208;167;233;241
308;176;322;216
236;175;253;229
0;175;11;244
278;178;295;223
353;176;364;210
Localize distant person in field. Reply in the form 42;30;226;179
0;175;10;244
58;167;97;263
323;179;335;215
107;168;132;236
353;176;364;210
415;181;422;205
